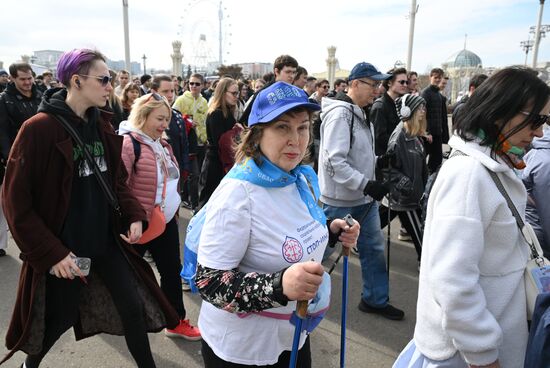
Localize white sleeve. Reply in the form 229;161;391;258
197;179;251;270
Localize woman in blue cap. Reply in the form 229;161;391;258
194;81;360;367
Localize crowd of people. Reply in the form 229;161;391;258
0;47;548;368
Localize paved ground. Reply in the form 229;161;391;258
0;207;419;368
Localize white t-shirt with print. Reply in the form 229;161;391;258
197;177;328;366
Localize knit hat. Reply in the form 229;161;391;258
0;69;7;77
395;94;426;121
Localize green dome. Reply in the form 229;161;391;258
446;49;482;69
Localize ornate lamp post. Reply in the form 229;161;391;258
521;39;535;66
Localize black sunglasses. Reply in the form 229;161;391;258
79;74;112;87
396;80;409;85
520;110;550;129
189;82;201;87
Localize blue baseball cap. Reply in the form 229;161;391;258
348;62;391;81
249;81;321;127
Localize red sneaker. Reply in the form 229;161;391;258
165;319;201;341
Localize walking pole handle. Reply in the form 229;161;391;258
341;214;355;257
296;300;308;318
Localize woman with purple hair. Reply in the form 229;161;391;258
1;48;179;368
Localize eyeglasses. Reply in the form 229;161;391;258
396;80;409;85
520;110;550;129
189;82;201;87
357;79;381;88
79;74;112;87
144;92;165;103
227;91;239;96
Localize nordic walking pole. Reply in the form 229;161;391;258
328;203;374;276
289;300;308;368
387;194;391;278
340;214;355;368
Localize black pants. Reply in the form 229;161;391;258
201;337;311;368
182;157;200;209
379;206;423;261
425;134;443;173
134;217;186;319
25;245;156;368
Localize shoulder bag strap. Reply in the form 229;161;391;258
52;114;121;217
487;169;542;261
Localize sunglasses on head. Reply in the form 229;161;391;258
396;80;409;85
520;110;550;129
144;92;165;103
189;82;201;87
79;74;112;87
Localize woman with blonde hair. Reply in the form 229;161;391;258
118;93;201;341
120;83;140;120
198;77;241;207
382;94;428;262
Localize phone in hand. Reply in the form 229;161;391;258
49;256;91;276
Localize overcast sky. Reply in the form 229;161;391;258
1;0;548;74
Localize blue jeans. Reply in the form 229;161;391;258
323;201;389;307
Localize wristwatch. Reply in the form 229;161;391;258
272;269;289;305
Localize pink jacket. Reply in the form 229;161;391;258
121;132;178;220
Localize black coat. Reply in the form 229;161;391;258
199;109;236;206
421;85;444;137
369;92;400;156
165;108;190;174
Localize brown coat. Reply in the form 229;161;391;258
0;110;179;364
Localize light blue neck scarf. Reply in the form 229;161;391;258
225;156;327;225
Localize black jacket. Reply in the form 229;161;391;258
452;95;469;124
369;92;400;156
165;108;190;174
421;85;444;137
0;82;43;161
383;122;428;211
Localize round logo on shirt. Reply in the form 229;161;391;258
281;236;303;263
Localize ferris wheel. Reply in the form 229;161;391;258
177;0;232;72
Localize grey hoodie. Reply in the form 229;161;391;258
318;96;376;207
522;125;550;257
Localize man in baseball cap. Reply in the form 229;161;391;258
318;62;405;320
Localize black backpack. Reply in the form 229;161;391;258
126;133;141;172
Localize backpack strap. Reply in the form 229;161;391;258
125;133;141;172
349;108;355;149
